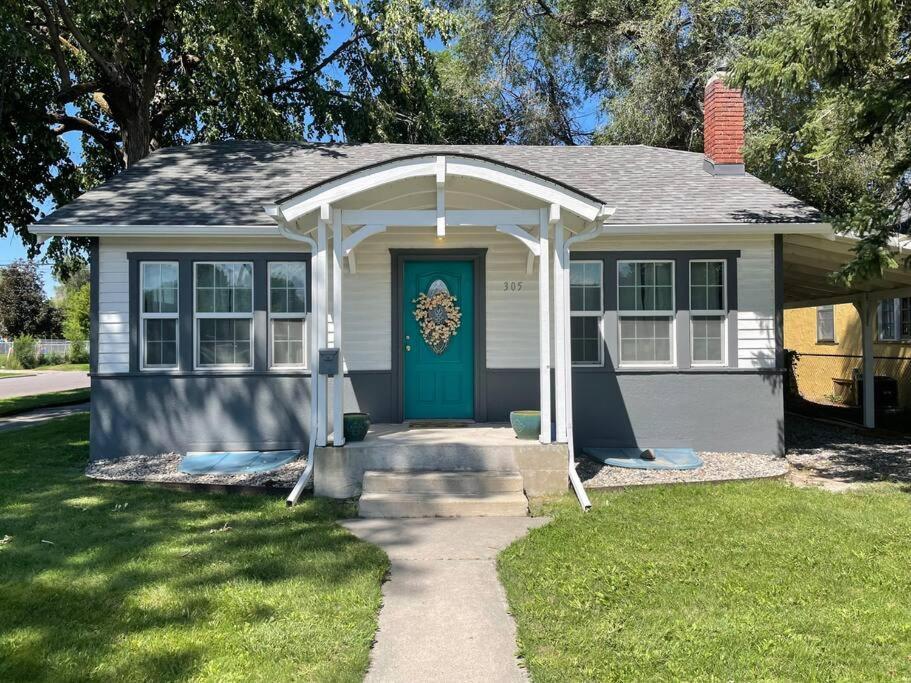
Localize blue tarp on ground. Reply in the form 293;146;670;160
583;447;703;471
179;450;299;475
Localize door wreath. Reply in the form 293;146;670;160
413;279;462;354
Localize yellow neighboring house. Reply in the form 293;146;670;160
784;298;911;409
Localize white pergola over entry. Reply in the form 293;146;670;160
264;153;614;491
783;233;911;428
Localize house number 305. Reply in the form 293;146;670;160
503;281;523;291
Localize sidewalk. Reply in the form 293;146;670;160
342;516;549;682
0;403;90;433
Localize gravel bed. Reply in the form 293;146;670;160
86;453;309;489
576;451;788;489
785;415;911;490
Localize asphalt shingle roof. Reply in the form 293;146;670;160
36;141;820;227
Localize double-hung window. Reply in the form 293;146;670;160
689;260;727;365
878;297;911;341
617;260;675;365
140;262;179;369
194;262;253;368
570;261;603;366
816;305;835;343
269;262;307;367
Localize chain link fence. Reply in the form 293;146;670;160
787;350;911;425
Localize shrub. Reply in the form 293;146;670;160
40;351;65;367
12;336;38;369
68;340;89;364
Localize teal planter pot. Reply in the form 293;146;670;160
509;410;541;440
343;413;371;442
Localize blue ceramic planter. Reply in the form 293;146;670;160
509;410;541;440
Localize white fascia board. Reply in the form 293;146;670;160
601;222;833;236
279;157;437;223
28;224;282;237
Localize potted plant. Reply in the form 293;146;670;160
509;410;541;440
343;412;371;442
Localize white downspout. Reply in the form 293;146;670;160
560;210;615;510
277;221;319;506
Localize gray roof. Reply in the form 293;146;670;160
37;141;820;227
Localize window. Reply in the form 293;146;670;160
269;262;307;367
816;305;835;343
878;297;911;341
140;262;179;369
194;262;253;368
689;260;726;365
618;261;674;365
570;261;603;365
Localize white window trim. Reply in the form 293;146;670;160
570;260;604;367
268;261;308;369
815;304;836;344
193;261;254;370
139;261;179;371
689;259;727;366
617;259;676;367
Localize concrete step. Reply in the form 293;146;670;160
362;470;524;496
358;492;529;518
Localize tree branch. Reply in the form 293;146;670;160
33;0;72;92
48;112;119;147
263;30;369;97
53;0;121;84
56;81;100;104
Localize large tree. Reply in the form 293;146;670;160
0;260;61;339
732;0;911;282
1;0;504;274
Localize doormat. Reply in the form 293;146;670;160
408;421;473;429
179;450;300;475
583;447;702;471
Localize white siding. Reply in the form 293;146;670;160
341;229;539;370
96;236;304;375
577;234;777;369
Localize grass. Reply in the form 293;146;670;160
36;363;90;372
0;372;25;379
501;482;911;681
0;388;91;417
0;415;388;681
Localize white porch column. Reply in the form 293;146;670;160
553;221;567;442
855;297;876;429
332;208;345;446
538;208;552;443
316;209;329;446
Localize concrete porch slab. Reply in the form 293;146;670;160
315;423;567;499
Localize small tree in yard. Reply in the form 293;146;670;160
61;282;90;342
0;260;48;338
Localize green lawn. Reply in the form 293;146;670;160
0;415;388;681
501;482;911;681
0;388;91;417
37;363;90;372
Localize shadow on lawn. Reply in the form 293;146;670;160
0;415;383;681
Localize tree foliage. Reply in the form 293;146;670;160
732;0;911;282
61;282;90;342
0;260;61;339
1;0;503;273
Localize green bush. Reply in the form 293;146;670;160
68;340;89;364
40;351;65;366
12;336;38;369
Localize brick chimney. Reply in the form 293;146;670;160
703;70;745;175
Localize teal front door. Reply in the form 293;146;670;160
402;260;474;419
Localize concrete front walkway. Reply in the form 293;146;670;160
342;517;549;682
0;403;90;433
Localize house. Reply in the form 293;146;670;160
785;299;911;410
30;72;831;510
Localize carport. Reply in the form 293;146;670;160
782;233;911;427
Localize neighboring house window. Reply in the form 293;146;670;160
570;261;603;365
194;262;253;368
269;262;307;367
617;260;674;365
690;260;727;365
816;305;835;343
140;262;179;369
878;297;911;341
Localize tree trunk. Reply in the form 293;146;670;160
119;110;152;167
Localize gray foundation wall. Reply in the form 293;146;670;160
90;368;783;459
